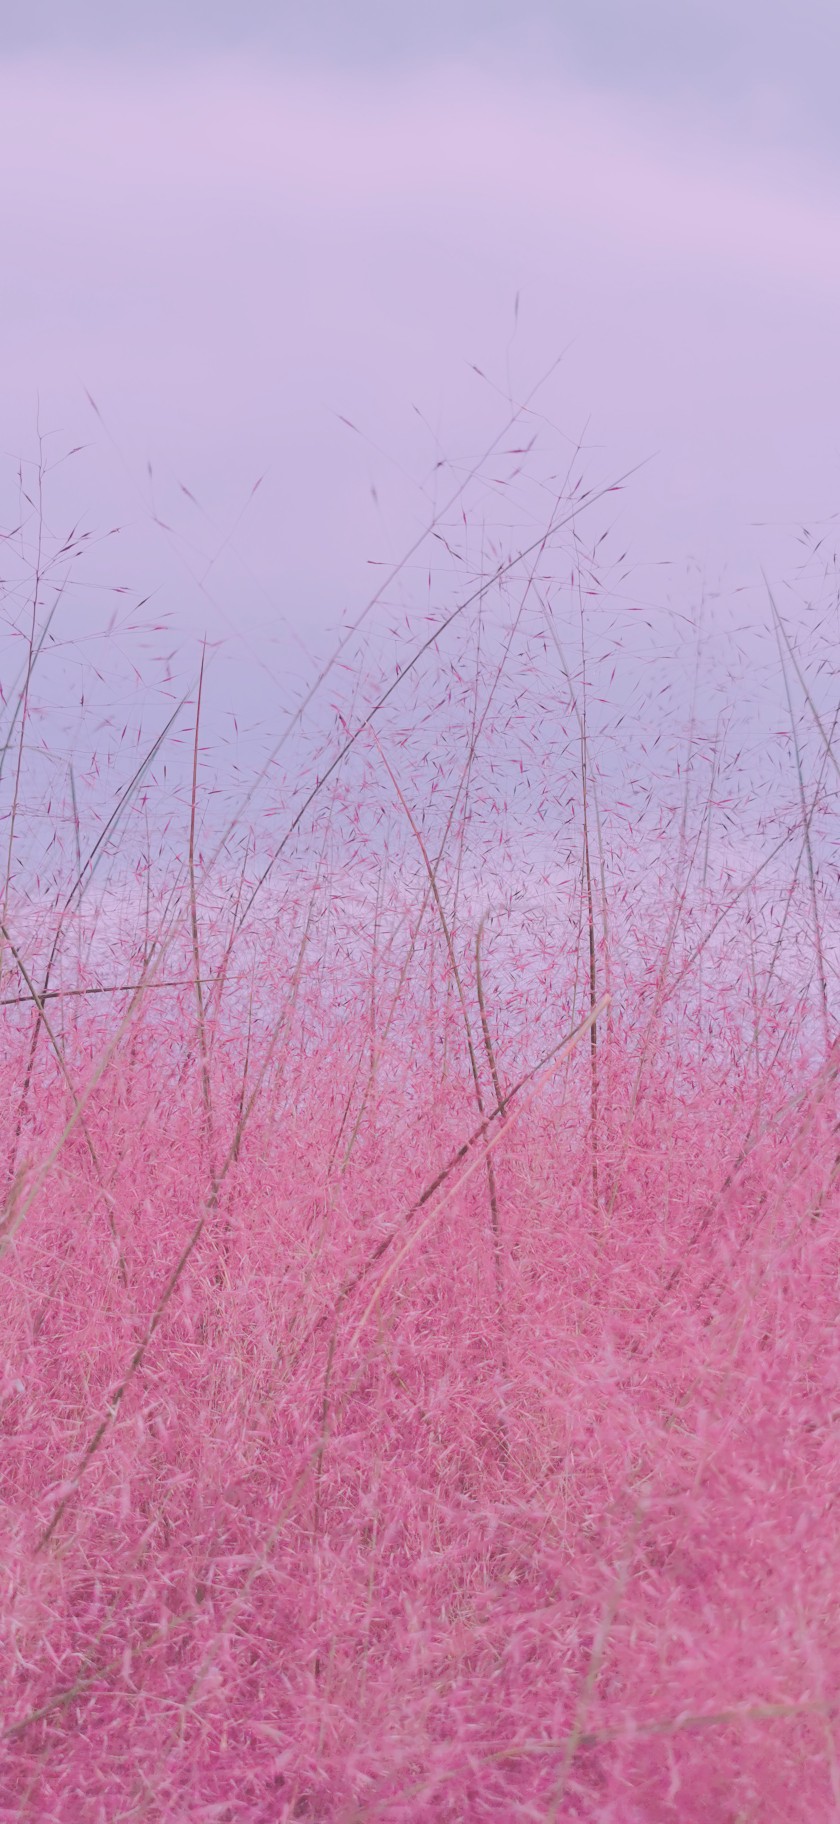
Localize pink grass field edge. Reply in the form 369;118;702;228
3;437;840;1820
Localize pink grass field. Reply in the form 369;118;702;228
3;444;840;1820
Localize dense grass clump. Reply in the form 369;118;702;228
2;915;840;1822
3;436;840;1818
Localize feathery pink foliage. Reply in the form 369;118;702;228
2;432;840;1819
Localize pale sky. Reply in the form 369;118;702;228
5;0;840;127
2;2;839;751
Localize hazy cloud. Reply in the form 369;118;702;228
4;0;840;163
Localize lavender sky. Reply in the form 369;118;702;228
2;2;840;752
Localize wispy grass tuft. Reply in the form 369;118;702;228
2;416;840;1820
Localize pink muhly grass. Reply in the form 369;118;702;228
2;430;840;1820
